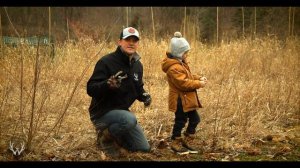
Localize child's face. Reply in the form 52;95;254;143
182;51;189;62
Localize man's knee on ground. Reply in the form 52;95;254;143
136;144;151;153
120;112;137;130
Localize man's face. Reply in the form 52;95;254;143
118;36;139;56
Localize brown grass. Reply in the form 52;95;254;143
0;36;299;161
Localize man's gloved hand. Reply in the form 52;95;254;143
107;71;128;89
142;92;152;107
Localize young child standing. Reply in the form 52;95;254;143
161;32;207;154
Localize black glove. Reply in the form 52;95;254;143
107;71;128;89
142;92;151;107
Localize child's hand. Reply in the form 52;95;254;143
200;76;207;81
200;80;207;88
199;76;208;88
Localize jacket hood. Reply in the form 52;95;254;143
162;52;182;73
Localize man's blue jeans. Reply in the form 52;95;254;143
92;109;150;152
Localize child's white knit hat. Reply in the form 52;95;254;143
170;32;190;59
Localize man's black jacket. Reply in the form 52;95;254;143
87;46;148;120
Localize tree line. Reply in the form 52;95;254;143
0;7;298;44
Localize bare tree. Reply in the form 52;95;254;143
126;7;129;27
289;7;292;36
254;7;256;38
0;13;2;58
292;7;295;37
48;7;51;56
66;18;69;41
151;7;156;41
242;7;245;38
183;7;187;36
216;7;219;44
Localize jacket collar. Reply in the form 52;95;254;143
166;52;186;64
116;46;140;65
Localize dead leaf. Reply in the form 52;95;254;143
80;151;88;159
246;148;261;156
100;151;106;160
271;146;291;158
263;134;288;143
279;146;292;153
63;154;73;161
151;150;162;157
252;138;266;146
221;155;230;161
157;139;168;149
289;138;300;146
262;135;273;141
272;135;285;143
207;152;222;158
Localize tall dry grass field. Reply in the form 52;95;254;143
0;37;299;161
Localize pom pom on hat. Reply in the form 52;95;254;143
174;31;182;38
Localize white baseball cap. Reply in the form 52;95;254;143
120;27;140;40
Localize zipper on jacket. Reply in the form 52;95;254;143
195;90;202;108
183;93;187;105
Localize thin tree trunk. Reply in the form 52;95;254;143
126;7;129;27
0;13;2;58
292;7;295;37
27;37;40;151
48;7;52;56
151;7;156;42
183;7;187;36
216;7;219;44
242;7;245;38
289;7;291;36
193;19;196;44
67;18;70;41
254;7;256;38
